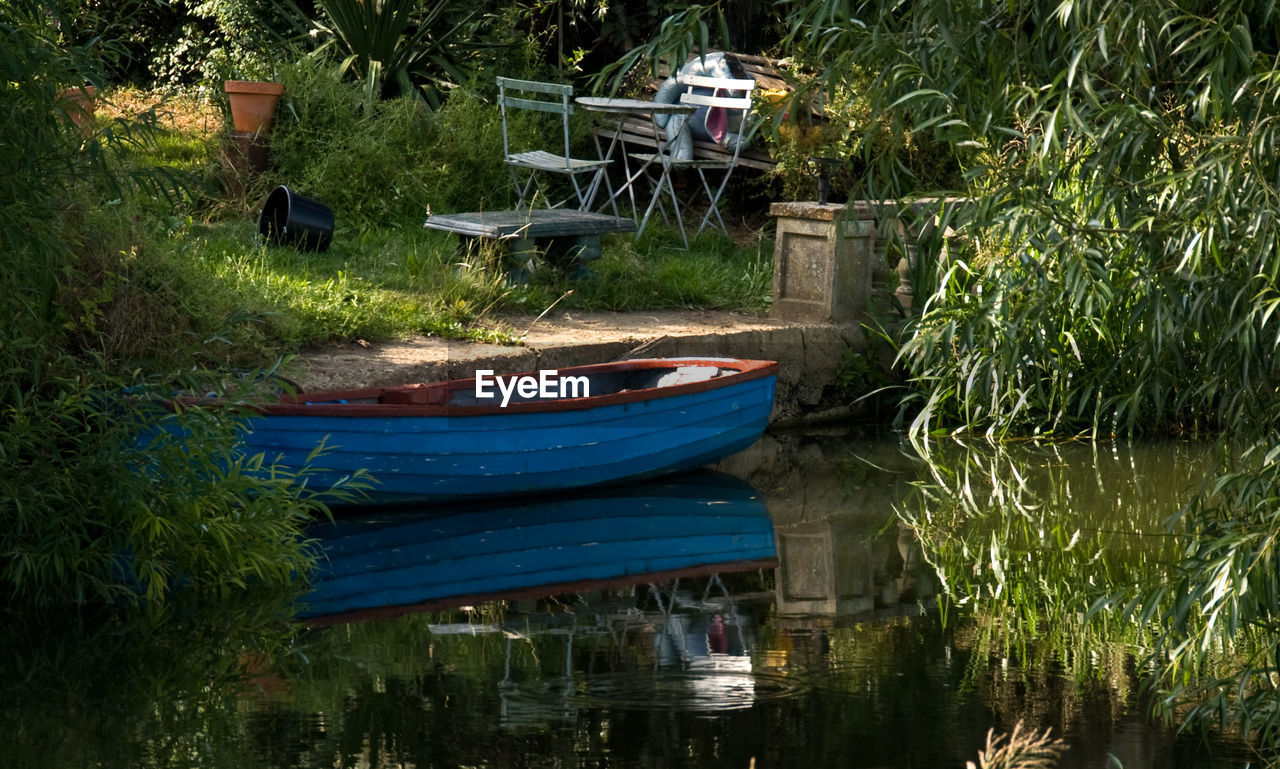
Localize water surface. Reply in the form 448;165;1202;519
6;432;1252;768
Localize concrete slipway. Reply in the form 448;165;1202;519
291;310;869;425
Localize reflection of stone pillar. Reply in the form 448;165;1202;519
774;519;875;616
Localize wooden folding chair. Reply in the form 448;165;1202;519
496;77;611;211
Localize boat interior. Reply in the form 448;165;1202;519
377;363;730;407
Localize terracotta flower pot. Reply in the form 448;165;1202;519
58;85;98;135
224;80;284;134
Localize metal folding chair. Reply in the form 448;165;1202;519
632;74;757;247
496;77;611;211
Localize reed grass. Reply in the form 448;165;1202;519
728;0;1280;754
966;722;1066;769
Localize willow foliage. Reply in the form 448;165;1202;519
774;0;1280;436
765;0;1280;752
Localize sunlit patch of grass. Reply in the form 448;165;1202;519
157;211;773;361
143;130;218;176
98;88;221;172
162;221;519;351
98;87;223;134
97;87;224;214
101;85;776;364
497;229;774;314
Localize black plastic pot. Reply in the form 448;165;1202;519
258;185;334;252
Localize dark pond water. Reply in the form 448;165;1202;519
5;431;1257;768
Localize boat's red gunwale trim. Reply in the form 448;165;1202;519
242;358;778;418
302;557;780;628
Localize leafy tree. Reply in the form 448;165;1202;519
777;0;1280;438
760;0;1280;751
0;0;342;614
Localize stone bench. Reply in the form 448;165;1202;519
424;209;637;279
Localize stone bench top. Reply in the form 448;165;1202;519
769;198;972;221
424;209;637;240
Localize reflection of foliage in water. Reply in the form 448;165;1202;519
1149;438;1280;750
904;437;1280;756
901;440;1207;685
1;603;303;769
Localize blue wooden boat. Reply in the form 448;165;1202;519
222;357;777;504
299;471;777;625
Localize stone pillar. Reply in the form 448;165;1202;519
770;199;969;322
768;201;888;323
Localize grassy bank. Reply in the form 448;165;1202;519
154;217;771;351
99;79;773;372
0;63;772;617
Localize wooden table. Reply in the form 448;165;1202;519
576;97;697;243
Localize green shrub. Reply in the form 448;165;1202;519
2;380;352;611
420;85;526;213
759;70;962;201
264;65;519;229
0;0;340;615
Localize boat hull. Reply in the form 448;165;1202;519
241;359;777;503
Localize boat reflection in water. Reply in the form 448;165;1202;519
301;471;782;726
255;436;1250;769
301;470;778;624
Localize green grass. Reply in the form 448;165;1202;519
496;230;773;314
157;217;771;354
101;82;774;368
154;221;509;348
